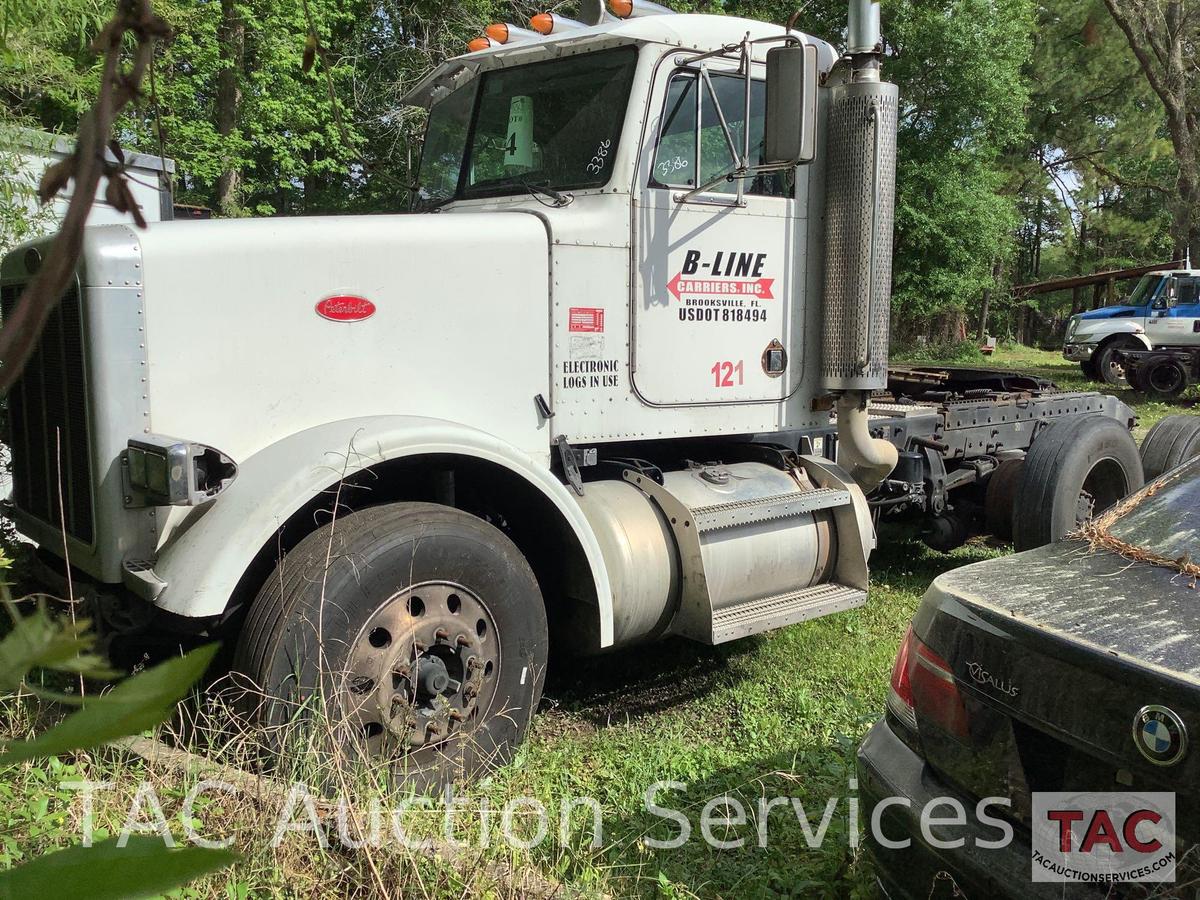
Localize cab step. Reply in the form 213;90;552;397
712;582;866;644
690;487;851;532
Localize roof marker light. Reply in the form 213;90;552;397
485;22;538;43
530;12;587;34
607;0;674;18
466;36;499;52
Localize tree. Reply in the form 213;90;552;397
728;0;1034;340
884;0;1033;340
1102;0;1200;261
214;0;244;213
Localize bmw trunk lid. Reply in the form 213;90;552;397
908;538;1200;836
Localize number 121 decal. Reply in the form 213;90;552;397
711;360;744;387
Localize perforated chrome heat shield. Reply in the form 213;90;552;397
821;80;899;391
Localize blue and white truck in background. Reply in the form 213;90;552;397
1064;268;1200;385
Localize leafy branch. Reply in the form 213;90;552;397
0;593;235;896
0;0;170;397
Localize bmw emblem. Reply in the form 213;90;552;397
1133;705;1188;766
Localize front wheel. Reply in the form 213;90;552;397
1012;416;1143;551
1093;340;1138;387
233;502;548;788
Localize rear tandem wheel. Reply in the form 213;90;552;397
1011;416;1143;551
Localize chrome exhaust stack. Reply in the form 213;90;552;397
824;0;898;491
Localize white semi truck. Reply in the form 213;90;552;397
0;0;1147;783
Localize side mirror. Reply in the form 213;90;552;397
763;43;819;166
1166;277;1180;307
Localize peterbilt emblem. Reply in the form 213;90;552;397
965;661;1019;697
1133;705;1188;767
315;295;376;322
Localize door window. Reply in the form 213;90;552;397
1178;277;1200;305
650;70;791;198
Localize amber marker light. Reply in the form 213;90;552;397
530;13;554;34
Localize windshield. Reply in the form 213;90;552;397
1104;457;1200;560
1110;273;1161;308
413;46;638;210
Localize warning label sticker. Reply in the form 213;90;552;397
568;307;605;333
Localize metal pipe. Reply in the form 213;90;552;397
847;0;881;55
835;394;898;493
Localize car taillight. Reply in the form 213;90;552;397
886;625;969;739
886;626;918;732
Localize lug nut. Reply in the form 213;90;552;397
435;627;449;641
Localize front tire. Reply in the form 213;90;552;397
1012;416;1143;551
1080;359;1099;381
233;502;548;788
1094;339;1138;387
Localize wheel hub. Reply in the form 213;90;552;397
343;582;499;753
1076;489;1096;525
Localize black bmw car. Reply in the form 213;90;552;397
858;455;1200;898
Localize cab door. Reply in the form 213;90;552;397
1146;274;1200;346
631;56;806;406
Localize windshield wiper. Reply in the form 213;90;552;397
473;178;573;208
521;179;573;208
414;193;457;214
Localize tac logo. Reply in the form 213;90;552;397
1031;791;1175;883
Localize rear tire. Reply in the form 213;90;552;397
1140;415;1200;480
232;502;548;789
984;458;1023;541
1131;355;1189;398
1012;416;1143;551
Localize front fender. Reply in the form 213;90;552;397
150;416;616;646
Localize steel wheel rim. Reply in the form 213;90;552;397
341;581;500;762
1076;457;1129;527
1107;355;1126;382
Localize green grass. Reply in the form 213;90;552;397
0;346;1195;899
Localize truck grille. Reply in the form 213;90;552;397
0;281;94;544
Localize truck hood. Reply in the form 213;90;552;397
1078;305;1142;320
96;212;554;467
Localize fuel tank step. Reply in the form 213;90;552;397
711;582;866;644
690;487;851;533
